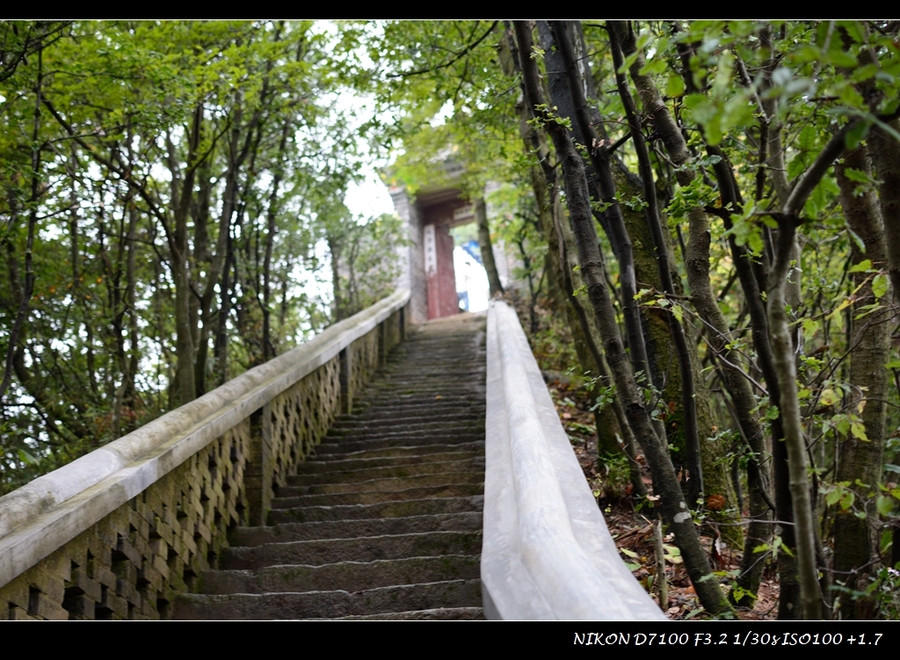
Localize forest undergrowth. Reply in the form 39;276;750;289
545;370;781;620
517;292;781;620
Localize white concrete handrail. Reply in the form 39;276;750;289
0;289;410;590
482;300;665;620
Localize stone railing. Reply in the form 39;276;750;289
482;300;665;620
0;290;409;619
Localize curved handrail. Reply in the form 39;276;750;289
0;289;410;590
482;300;665;620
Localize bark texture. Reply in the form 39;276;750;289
515;21;730;616
833;146;890;618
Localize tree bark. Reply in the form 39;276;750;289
537;22;656;403
499;22;634;474
869;120;900;307
515;20;730;616
475;198;504;297
606;21;703;506
833;146;890;618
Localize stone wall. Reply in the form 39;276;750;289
4;423;251;619
0;292;409;619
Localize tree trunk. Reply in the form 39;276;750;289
606;21;703;506
606;20;742;544
515;20;730;616
833;146;890;618
475;198;504;297
869;120;900;306
499;22;632;473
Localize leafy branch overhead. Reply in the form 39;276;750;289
3;19;900;622
375;18;900;620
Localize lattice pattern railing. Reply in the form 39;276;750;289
0;291;409;619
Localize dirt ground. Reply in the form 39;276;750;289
545;375;779;620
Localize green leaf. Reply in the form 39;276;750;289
666;73;686;98
851;64;881;84
872;273;889;300
850;421;868;441
827;49;859;69
682;93;710;111
802;318;819;336
639;58;668;76
845;120;871;150
712;50;734;97
847;226;867;253
820;388;840;407
838;21;866;44
848;259;872;273
840;489;856;511
662;544;682;564
17;448;38;465
792;45;821;64
877;495;894;517
835;415;852;436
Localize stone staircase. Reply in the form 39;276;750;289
174;312;486;619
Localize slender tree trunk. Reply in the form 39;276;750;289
768;218;822;619
702;150;774;606
758;39;805;618
606;21;743;546
646;26;777;598
870;121;900;306
766;123;858;619
606;21;703;505
536;22;650;378
0;48;42;403
515;20;730;616
328;235;345;322
166;103;206;406
499;23;634;474
833;146;890;618
475;198;504;297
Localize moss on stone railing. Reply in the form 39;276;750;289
0;290;409;619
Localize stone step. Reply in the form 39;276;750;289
361;374;483;384
286;456;484;486
309;440;484;460
220;531;482;570
269;495;484;524
232;511;483;545
329;406;485;435
348;398;487;412
174;580;483;619
316;424;484;456
271;482;484;508
364;375;483;387
290;449;483;474
178;314;488;620
333;606;484;620
278;471;484;496
361;386;483;398
328;418;483;435
198;554;480;594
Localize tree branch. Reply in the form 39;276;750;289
390;21;498;78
